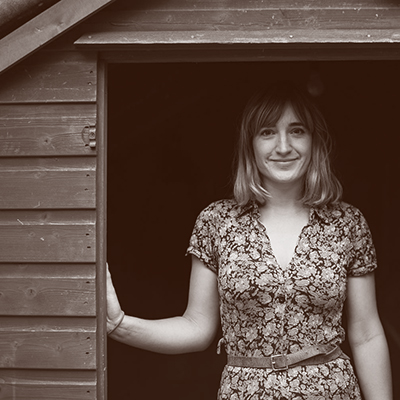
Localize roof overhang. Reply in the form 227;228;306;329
74;29;400;62
0;0;61;39
0;0;116;75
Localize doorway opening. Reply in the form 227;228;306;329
107;60;400;400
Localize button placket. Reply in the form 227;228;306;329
253;205;290;356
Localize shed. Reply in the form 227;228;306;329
0;0;399;399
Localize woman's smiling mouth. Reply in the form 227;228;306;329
270;158;298;163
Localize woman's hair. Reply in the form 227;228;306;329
233;81;342;207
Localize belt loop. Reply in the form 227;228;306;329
217;338;225;355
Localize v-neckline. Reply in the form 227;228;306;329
255;206;311;270
260;221;307;270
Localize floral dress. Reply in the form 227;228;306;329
186;199;377;400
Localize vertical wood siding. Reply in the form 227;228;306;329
0;50;98;399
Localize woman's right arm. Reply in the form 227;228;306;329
107;255;220;354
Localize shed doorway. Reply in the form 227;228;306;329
106;60;400;400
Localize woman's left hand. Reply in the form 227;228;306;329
106;263;125;334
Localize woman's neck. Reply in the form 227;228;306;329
261;181;306;214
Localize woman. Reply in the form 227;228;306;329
107;82;392;399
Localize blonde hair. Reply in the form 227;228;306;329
234;81;342;207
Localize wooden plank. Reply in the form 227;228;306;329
108;0;400;10
95;60;108;400
100;45;400;62
0;52;97;104
76;30;400;48
0;264;96;316
0;1;60;39
0;157;96;209
0;369;96;400
0;263;95;279
0;103;97;156
0;0;116;75
84;7;400;32
0;331;94;369
0;317;96;369
0;210;95;263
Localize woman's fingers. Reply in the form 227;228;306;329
106;263;123;324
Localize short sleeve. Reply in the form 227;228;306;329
186;204;219;274
348;208;378;277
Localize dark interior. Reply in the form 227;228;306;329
107;61;400;400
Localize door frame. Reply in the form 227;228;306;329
95;43;400;399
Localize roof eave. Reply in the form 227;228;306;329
0;0;116;76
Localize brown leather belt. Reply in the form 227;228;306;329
227;344;348;371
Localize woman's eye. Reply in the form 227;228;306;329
291;128;306;135
260;129;275;137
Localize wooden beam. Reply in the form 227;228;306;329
0;0;116;75
99;46;400;62
95;59;108;400
83;5;400;32
76;30;400;61
0;0;60;37
75;29;400;48
110;0;400;9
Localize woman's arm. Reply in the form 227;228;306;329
106;255;220;354
346;272;392;400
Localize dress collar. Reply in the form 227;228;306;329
238;199;331;224
236;200;258;218
309;205;331;224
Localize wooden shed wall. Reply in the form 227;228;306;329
78;0;400;43
0;48;98;399
0;0;399;399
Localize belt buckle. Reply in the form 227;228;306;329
271;354;288;371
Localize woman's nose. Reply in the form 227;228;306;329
276;133;292;154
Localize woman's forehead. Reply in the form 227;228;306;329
255;100;310;128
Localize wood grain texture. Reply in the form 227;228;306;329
0;317;96;369
0;157;96;209
77;29;400;47
85;7;400;32
0;0;115;74
0;210;95;263
0;52;97;104
99;45;400;62
75;0;400;57
107;0;400;10
95;59;108;400
0;0;60;40
0;369;96;400
0;103;97;156
0;264;96;316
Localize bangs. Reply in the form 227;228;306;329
249;99;286;136
289;100;316;134
246;88;316;138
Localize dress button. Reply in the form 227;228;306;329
277;294;285;303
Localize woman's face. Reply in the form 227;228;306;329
252;104;312;190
